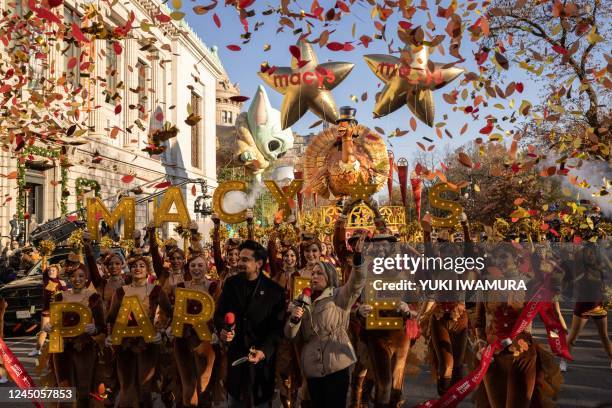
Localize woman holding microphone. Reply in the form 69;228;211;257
285;234;367;408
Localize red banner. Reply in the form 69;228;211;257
415;282;570;408
410;176;422;220
0;337;43;408
294;170;303;211
397;162;408;208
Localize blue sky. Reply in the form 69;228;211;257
183;2;538;166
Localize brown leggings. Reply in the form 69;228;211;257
116;344;159;408
53;341;98;408
275;338;301;405
430;311;468;380
363;328;411;406
483;341;537;408
174;337;216;407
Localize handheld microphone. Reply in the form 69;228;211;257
290;288;312;324
224;312;235;333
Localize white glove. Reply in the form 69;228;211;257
104;336;114;348
397;301;412;317
152;332;163;344
460;212;468;223
357;304;373;318
211;333;219;345
165;326;174;341
84;323;97;335
42;322;53;333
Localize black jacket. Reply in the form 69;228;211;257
214;272;286;405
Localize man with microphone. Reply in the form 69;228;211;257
214;240;286;408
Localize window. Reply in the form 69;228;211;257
136;59;148;119
222;110;233;124
106;40;118;102
191;91;202;168
63;8;81;88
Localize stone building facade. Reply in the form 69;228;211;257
0;0;228;243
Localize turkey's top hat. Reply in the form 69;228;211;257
336;106;357;124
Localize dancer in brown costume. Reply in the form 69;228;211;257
106;256;172;408
171;253;221;407
47;264;105;408
474;245;564;408
420;214;471;396
148;224;187;407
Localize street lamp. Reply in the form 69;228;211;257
193;179;213;217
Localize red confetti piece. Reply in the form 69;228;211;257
67;57;77;70
155;181;171;189
113;42;122;55
156;14;172;23
0;84;11;93
516;82;524;93
33;7;62;25
289;45;301;61
398;21;412;30
227;44;241;51
239;0;255;8
326;42;345;51
48;0;62;7
191;185;197;196
479;122;494;134
343;43;354;51
213;13;221;28
230;95;250;102
336;1;350;13
552;44;568;55
475;50;488;65
114;104;122;115
71;23;90;43
359;35;372;48
121;174;135;183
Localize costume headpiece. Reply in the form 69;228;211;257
336;106;357;124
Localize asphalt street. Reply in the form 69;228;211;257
0;309;610;407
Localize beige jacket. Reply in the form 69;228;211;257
284;260;366;378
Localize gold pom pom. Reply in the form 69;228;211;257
38;240;56;257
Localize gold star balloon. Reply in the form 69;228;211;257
364;46;464;127
258;40;354;129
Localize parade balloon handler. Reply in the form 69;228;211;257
285;233;367;408
214;240;286;408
